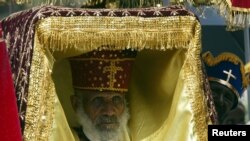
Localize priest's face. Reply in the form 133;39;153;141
72;90;129;141
210;82;238;124
83;90;126;129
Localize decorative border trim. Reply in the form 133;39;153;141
25;15;209;141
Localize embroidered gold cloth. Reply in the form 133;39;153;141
1;5;214;141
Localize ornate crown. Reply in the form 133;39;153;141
69;49;137;92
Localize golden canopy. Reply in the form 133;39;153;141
1;5;214;141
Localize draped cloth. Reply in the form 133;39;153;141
1;5;216;141
0;24;22;141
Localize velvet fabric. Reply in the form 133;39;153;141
0;24;22;141
232;0;250;8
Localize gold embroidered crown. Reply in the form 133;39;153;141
69;49;137;92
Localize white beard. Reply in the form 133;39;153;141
76;103;130;141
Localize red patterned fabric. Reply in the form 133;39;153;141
70;50;137;92
232;0;250;8
0;24;22;141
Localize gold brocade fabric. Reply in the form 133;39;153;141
25;34;56;140
35;16;197;54
25;14;209;141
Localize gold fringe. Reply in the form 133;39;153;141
202;51;248;89
36;16;197;54
185;22;209;141
213;0;250;31
26;15;209;141
24;34;56;141
123;18;209;141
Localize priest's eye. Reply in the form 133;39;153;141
112;96;123;105
91;97;104;107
